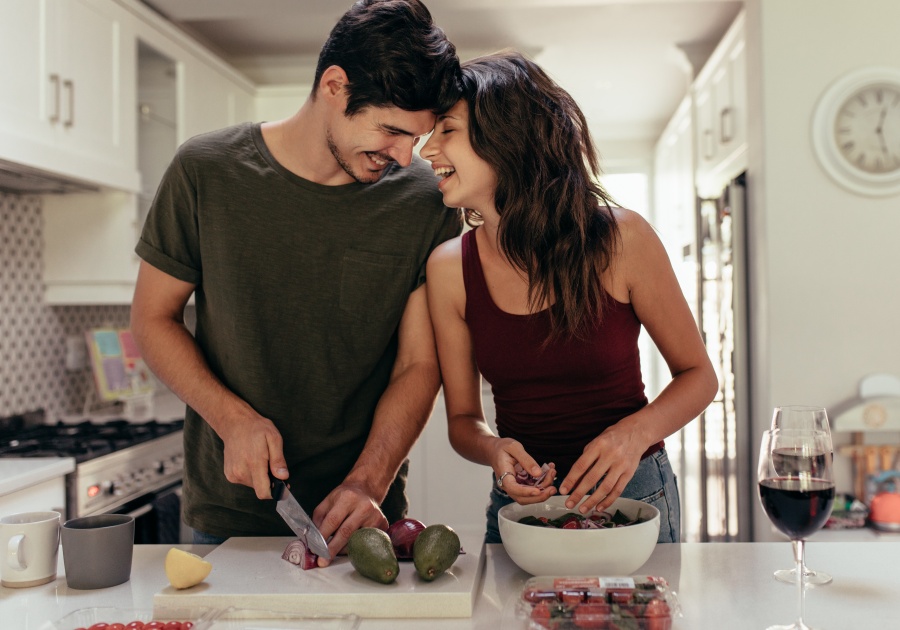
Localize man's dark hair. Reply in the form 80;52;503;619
313;0;461;115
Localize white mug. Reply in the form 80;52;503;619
0;511;61;588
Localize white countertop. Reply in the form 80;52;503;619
0;457;74;497
2;541;899;629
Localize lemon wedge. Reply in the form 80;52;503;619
165;547;212;589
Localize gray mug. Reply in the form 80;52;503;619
61;514;134;589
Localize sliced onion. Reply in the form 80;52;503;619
387;518;426;559
282;539;319;570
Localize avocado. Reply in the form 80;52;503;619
347;527;399;584
413;523;461;581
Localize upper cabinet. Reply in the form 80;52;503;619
40;0;256;304
0;0;139;191
182;57;255;141
693;11;747;197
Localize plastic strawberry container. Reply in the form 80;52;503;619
517;575;682;630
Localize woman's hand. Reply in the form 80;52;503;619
559;420;646;514
491;438;557;505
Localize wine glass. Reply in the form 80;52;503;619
758;429;835;630
771;405;832;437
769;406;833;586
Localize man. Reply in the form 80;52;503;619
130;0;462;565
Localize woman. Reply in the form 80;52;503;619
421;51;718;544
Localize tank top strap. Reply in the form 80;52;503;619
461;229;493;305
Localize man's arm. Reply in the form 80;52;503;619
312;283;441;564
130;260;288;499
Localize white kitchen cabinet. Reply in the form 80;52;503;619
0;2;50;148
693;10;747;196
183;58;255;141
0;0;139;192
41;0;256;304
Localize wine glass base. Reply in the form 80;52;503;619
774;567;833;586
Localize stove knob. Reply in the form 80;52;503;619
154;460;166;474
100;480;113;495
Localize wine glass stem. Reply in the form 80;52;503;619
793;539;806;625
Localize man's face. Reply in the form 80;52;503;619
325;105;437;184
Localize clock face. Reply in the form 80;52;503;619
834;83;900;174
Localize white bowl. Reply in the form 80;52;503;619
498;496;660;576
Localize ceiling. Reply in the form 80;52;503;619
139;0;743;144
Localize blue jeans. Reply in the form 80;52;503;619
192;529;229;545
484;448;681;544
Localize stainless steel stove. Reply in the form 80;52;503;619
0;415;186;543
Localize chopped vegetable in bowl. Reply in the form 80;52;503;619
518;508;645;529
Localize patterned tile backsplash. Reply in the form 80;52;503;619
1;191;132;418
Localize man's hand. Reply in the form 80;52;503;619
218;414;289;500
311;482;389;567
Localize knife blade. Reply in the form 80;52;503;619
270;476;331;560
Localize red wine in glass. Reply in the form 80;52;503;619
758;477;835;539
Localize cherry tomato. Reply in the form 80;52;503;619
163;622;183;630
125;623;145;630
183;623;193;629
108;625;126;630
143;623;166;630
88;624;110;630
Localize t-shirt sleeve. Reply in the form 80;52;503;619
134;152;203;285
415;206;463;289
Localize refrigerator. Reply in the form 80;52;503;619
678;172;753;542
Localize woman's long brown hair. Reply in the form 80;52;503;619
460;51;619;341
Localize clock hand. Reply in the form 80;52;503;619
876;106;887;136
876;107;889;156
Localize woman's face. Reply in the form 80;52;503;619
421;100;497;213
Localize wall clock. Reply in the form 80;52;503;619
812;66;900;196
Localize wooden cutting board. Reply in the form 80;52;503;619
153;533;485;618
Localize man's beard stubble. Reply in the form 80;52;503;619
326;130;381;184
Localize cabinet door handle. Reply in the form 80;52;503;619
720;107;733;144
63;79;74;128
49;74;61;123
704;129;714;160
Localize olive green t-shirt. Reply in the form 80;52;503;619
136;122;461;537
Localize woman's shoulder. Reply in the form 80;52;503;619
429;232;464;263
609;206;651;234
427;233;465;285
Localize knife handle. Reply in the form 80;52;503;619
269;473;286;500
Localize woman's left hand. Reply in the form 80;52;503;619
558;421;646;514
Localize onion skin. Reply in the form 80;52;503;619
282;539;319;570
387;518;426;559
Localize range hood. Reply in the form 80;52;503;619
0;158;98;195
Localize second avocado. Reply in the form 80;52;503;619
413;523;461;581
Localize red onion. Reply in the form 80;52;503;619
282;539;319;570
387;518;426;559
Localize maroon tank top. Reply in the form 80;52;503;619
461;229;660;478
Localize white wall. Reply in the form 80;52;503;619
745;0;900;540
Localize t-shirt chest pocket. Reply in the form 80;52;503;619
339;250;413;322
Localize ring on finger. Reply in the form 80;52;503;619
496;471;513;488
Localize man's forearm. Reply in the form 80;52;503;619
344;361;441;503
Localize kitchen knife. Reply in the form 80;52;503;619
270;476;331;560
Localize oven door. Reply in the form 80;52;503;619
115;482;193;544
